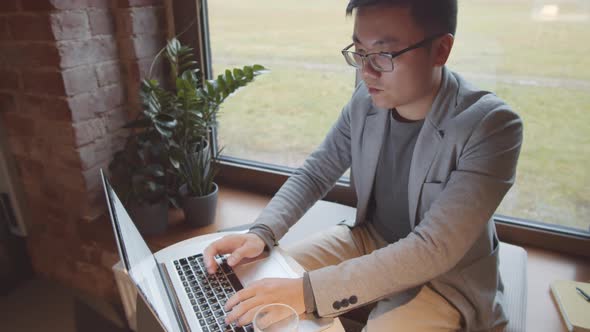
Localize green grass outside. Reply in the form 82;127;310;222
209;0;590;231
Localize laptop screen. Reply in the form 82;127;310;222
101;170;182;332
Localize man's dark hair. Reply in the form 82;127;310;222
346;0;458;36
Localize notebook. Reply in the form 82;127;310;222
100;169;334;332
550;280;590;332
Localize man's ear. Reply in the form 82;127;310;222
433;33;454;66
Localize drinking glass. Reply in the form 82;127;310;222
252;303;299;332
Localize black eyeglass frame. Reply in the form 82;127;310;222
341;33;447;72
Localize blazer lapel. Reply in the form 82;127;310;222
408;67;460;228
408;122;443;228
355;107;389;222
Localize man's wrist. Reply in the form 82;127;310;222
248;224;277;250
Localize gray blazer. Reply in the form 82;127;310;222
253;67;523;331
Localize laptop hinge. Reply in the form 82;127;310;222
158;262;190;332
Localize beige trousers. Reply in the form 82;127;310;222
283;224;462;332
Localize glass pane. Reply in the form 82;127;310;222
208;0;590;233
209;0;354;167
446;0;589;233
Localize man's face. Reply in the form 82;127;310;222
353;5;438;110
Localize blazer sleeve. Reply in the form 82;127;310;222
308;101;523;317
249;83;362;241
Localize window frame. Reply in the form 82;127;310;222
177;0;590;258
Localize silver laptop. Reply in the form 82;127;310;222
100;169;333;332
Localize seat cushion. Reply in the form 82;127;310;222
499;242;528;332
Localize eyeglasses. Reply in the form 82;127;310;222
341;33;445;72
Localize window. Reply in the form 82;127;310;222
208;0;354;170
205;0;590;236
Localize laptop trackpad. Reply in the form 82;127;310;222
233;251;335;332
233;251;296;287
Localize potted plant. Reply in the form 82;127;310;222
108;129;170;235
176;138;221;227
109;38;265;231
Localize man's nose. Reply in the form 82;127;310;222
360;58;380;80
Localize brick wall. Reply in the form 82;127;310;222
0;0;168;301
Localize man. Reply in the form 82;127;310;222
204;0;523;331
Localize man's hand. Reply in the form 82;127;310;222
224;278;306;327
202;233;266;274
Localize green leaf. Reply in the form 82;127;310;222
144;164;165;177
154;114;177;129
233;68;244;80
252;64;265;72
224;69;235;88
205;81;215;94
154;123;173;138
243;66;254;80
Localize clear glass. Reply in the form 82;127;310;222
209;0;354;168
209;0;590;233
253;303;298;332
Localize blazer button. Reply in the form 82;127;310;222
332;301;341;310
341;298;349;307
349;295;358;304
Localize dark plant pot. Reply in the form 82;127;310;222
128;201;169;236
180;183;218;228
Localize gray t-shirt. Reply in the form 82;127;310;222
369;110;424;244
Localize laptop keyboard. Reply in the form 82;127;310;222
174;254;254;332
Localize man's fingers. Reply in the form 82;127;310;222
225;297;262;326
203;236;242;273
225;287;255;311
238;304;264;327
227;247;246;266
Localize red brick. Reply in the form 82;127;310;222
8;14;53;41
59;36;118;68
21;95;73;122
20;0;108;11
0;17;11;41
0;92;16;112
69;189;106;221
42;120;76;146
78;213;117;246
0;43;60;68
5;135;32;159
88;9;115;36
15;158;45;186
117;0;163;8
0;68;20;90
22;69;65;95
62;66;98;96
43;164;86;192
0;1;19;13
51;145;81;169
95;61;122;86
29;138;59;162
50;10;90;40
1;112;36;136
